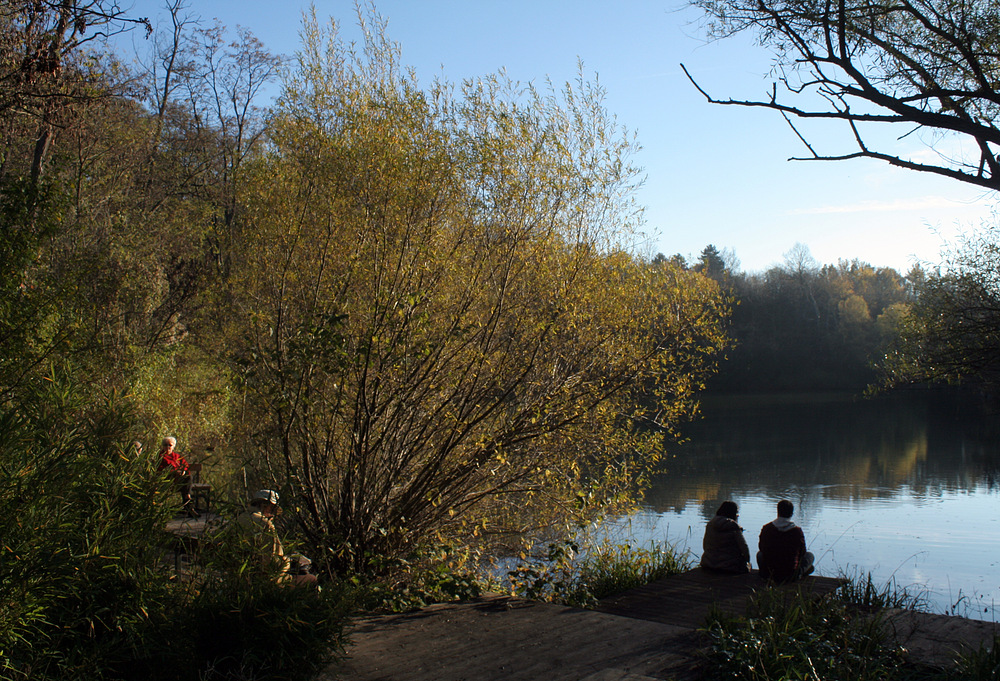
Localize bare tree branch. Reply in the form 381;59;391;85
686;0;1000;193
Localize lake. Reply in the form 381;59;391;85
608;391;1000;620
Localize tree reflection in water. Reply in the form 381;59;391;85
610;392;1000;620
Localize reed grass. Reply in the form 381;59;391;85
577;539;693;601
701;572;994;681
835;569;926;612
506;537;692;608
954;635;1000;681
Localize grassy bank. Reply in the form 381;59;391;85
702;575;1000;680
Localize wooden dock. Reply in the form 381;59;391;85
325;569;844;681
325;568;1000;680
164;512;223;572
327;593;703;681
595;568;844;628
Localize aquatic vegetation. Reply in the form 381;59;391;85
835;570;926;612
506;538;692;608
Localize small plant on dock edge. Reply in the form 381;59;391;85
835;570;925;612
576;539;693;601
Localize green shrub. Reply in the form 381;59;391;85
350;545;485;613
0;369;354;681
0;373;176;680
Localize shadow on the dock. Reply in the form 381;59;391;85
596;568;845;628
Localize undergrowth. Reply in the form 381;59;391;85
0;370;355;681
702;573;998;681
703;586;909;681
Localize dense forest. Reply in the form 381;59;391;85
662;239;1000;399
660;245;915;393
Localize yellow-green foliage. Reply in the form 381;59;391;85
128;345;235;456
221;7;731;573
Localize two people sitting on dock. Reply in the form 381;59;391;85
700;501;752;574
236;489;318;588
157;436;198;518
757;499;815;582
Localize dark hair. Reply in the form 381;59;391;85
777;499;794;518
716;501;739;520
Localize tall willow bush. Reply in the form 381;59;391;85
223;7;731;576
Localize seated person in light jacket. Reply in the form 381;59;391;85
757;499;815;582
700;501;751;574
236;489;318;588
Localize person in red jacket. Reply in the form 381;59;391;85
157;436;196;517
757;499;814;582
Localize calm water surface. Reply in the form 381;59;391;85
609;392;1000;620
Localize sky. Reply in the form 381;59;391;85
118;0;998;274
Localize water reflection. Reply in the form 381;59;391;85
622;392;1000;619
645;392;1000;515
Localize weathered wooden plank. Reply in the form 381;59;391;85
596;569;845;628
325;569;993;679
327;595;703;681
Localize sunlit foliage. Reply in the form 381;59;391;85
881;222;1000;394
222;9;730;572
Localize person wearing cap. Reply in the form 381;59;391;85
236;489;318;587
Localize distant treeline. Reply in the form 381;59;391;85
657;245;917;393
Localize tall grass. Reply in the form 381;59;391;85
835;570;925;612
578;539;693;601
506;537;692;608
703;587;910;681
954;635;1000;681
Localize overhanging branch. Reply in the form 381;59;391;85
680;62;1000;192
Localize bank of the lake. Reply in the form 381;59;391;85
611;391;1000;620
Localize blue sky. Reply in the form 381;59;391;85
121;0;996;273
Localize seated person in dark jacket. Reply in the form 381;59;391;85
700;501;751;574
757;499;815;582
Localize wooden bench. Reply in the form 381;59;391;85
187;462;212;514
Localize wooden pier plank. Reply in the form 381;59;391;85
329;595;704;681
326;569;845;680
595;568;846;628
